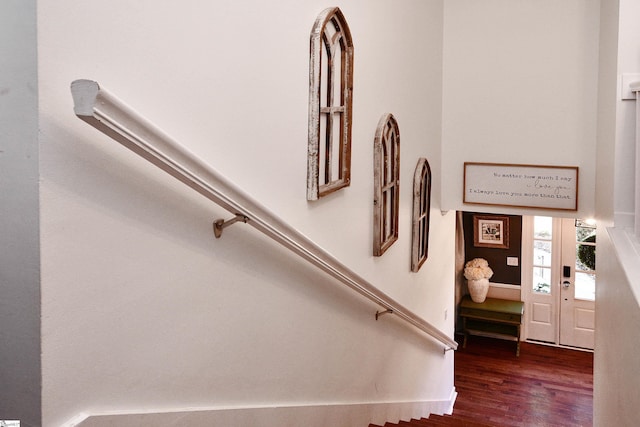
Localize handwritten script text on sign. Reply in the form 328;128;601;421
464;163;578;211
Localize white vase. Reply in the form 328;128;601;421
468;278;490;303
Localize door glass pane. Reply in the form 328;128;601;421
575;272;595;300
575;219;596;301
534;241;552;267
575;240;596;272
534;266;551;294
534;216;552;239
575;244;595;272
533;216;553;294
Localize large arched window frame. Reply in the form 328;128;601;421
307;7;354;201
411;158;432;272
373;114;400;256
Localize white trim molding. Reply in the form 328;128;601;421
65;392;458;427
488;282;521;290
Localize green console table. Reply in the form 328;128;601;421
460;295;524;356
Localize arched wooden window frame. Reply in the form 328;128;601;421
373;114;400;256
307;7;354;201
411;158;432;272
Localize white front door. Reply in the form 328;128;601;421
522;216;595;349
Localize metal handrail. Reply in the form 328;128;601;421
70;79;458;352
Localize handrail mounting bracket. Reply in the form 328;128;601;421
376;309;393;320
213;214;249;238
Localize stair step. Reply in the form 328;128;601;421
370;414;497;426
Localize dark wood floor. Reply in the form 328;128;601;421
371;335;593;427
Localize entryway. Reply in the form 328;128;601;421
522;216;596;350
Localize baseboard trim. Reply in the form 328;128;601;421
66;391;457;427
525;338;594;353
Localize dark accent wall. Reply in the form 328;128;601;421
463;211;522;285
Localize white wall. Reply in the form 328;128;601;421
0;1;41;425
613;0;640;226
594;0;640;424
31;1;638;425
37;1;454;425
594;228;640;425
442;0;601;218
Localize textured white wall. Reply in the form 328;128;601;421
37;1;454;425
441;0;600;218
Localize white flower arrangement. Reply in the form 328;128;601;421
464;258;494;281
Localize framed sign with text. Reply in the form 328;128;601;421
463;162;578;211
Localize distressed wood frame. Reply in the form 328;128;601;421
473;214;510;249
411;158;432;272
373;114;400;256
307;7;354;201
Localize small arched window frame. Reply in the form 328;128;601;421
307;7;354;201
411;158;432;272
373;114;400;256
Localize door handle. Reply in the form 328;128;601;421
562;280;571;289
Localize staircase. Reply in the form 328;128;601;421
369;414;493;427
371;336;594;427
